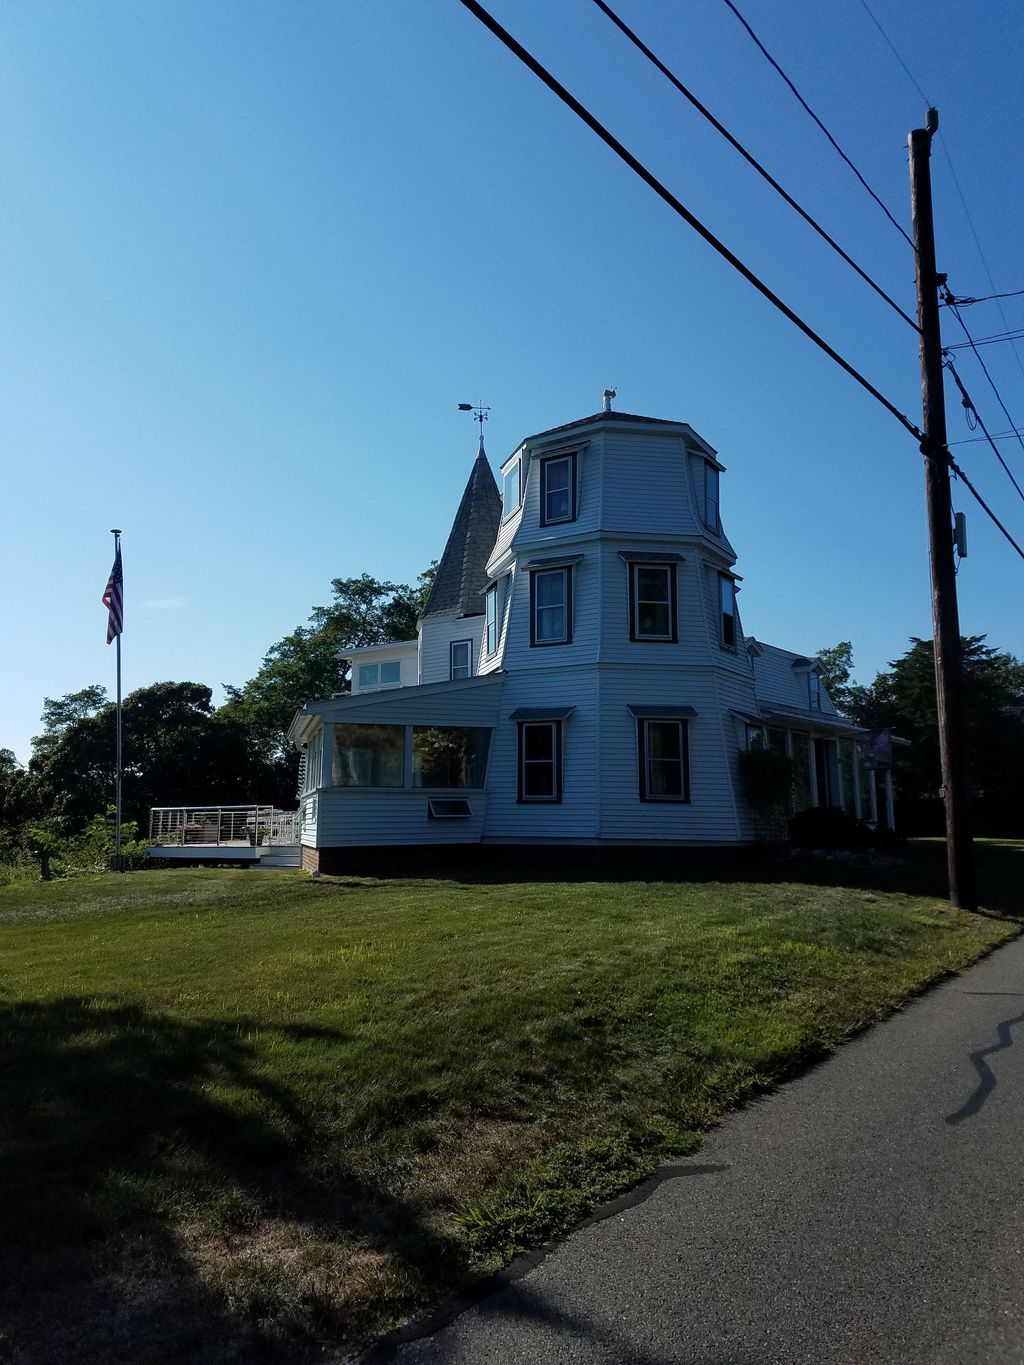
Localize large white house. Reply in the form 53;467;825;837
288;405;885;872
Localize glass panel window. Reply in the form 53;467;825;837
412;727;490;788
485;584;498;654
541;454;575;525
518;721;561;801
630;562;675;641
639;719;689;802
357;663;378;688
333;725;404;787
380;660;401;685
808;671;822;710
532;568;570;645
720;575;736;648
502;461;521;521
705;464;720;531
746;724;767;750
450;639;472;680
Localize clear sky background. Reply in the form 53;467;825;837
2;0;1022;765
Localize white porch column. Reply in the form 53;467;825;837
852;748;862;821
833;739;844;809
320;722;335;787
785;731;796;811
884;769;895;833
808;737;819;809
868;768;879;826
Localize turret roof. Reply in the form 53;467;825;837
420;444;502;619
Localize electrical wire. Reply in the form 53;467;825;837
457;0;1024;567
944;357;1024;504
456;0;922;442
944;289;1024;461
857;0;930;107
949;428;1024;447
589;0;919;331
946;328;1024;351
720;0;915;250
945;287;1024;308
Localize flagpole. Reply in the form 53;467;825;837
111;528;123;873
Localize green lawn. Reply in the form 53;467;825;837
0;847;1019;1363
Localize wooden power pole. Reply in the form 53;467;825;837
908;110;977;911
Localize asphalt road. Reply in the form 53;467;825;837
382;933;1024;1364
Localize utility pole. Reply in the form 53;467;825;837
908;110;977;910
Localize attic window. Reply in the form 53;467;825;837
809;670;822;711
502;461;521;521
720;575;737;648
704;463;721;532
540;452;577;525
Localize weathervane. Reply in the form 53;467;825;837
458;401;491;451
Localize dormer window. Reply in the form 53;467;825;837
357;660;401;690
485;583;498;655
704;463;721;532
540;452;577;526
720;575;737;648
502;461;521;521
809;669;822;710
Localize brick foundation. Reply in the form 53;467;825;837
301;846;320;873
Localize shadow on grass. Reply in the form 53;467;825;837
0;997;468;1365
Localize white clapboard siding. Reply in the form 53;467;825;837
595;665;753;842
481;668;600;841
752;642;841;716
316;788;488;845
419;613;486;685
347;641;419;695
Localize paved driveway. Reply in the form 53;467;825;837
379;933;1024;1364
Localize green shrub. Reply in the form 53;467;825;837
738;746;795;842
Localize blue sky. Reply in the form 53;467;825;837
2;0;1023;764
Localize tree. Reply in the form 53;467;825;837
848;636;1024;833
815;642;858;716
222;570;432;764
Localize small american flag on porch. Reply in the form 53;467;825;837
102;547;123;643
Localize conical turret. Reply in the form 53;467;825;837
420;441;502;619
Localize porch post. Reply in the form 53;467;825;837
852;747;862;821
320;723;334;787
884;769;896;833
833;739;844;809
808;736;819;809
869;769;879;826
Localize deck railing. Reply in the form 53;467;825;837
149;805;299;848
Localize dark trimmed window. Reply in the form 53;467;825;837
808;670;822;711
637;718;690;802
530;567;572;646
450;639;472;680
540;452;576;526
518;721;562;802
720;574;737;648
502;461;521;521
485;584;498;654
628;562;677;642
704;463;720;531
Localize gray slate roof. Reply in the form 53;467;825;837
420;446;502;619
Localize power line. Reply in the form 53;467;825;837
855;0;1024;388
944;286;1024;308
946;328;1024;352
457;0;1024;568
947;453;1024;563
589;0;919;331
950;428;1024;447
944;357;1024;505
943;288;1024;462
720;0;915;250
456;0;922;441
857;0;931;107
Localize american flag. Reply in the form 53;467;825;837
102;547;123;644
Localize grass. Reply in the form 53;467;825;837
0;843;1019;1363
